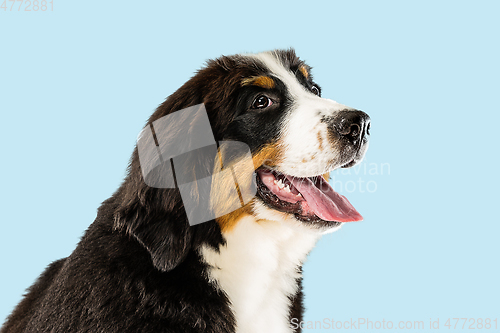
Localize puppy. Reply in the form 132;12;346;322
1;49;370;333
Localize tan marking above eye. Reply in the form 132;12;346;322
241;76;276;89
299;65;309;79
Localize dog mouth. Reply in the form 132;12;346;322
256;168;362;225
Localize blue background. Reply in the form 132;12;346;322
1;1;499;331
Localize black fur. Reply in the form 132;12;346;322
1;49;315;333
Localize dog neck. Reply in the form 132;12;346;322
201;206;320;333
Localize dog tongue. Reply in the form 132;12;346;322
286;175;363;222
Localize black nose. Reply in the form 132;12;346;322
333;110;370;144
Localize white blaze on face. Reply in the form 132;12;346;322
250;51;354;177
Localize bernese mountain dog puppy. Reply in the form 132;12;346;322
1;49;370;333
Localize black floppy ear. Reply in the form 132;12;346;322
129;214;191;272
113;157;193;272
111;68;234;270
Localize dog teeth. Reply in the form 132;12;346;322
273;178;295;192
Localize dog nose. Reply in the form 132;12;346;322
334;110;370;144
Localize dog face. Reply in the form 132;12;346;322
209;50;370;231
114;49;370;271
248;52;370;176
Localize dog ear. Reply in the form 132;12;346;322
111;62;238;271
112;111;221;271
114;194;192;272
113;148;193;272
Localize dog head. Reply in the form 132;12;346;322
113;49;370;271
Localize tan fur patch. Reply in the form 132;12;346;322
299;65;309;79
317;132;324;151
213;142;283;232
211;153;251;232
217;208;253;233
301;154;317;163
241;76;275;89
251;142;283;169
323;173;330;182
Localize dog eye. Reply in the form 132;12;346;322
311;85;321;96
252;95;273;109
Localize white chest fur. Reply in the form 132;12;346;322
201;214;320;333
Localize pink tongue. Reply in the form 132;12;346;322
287;176;363;222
